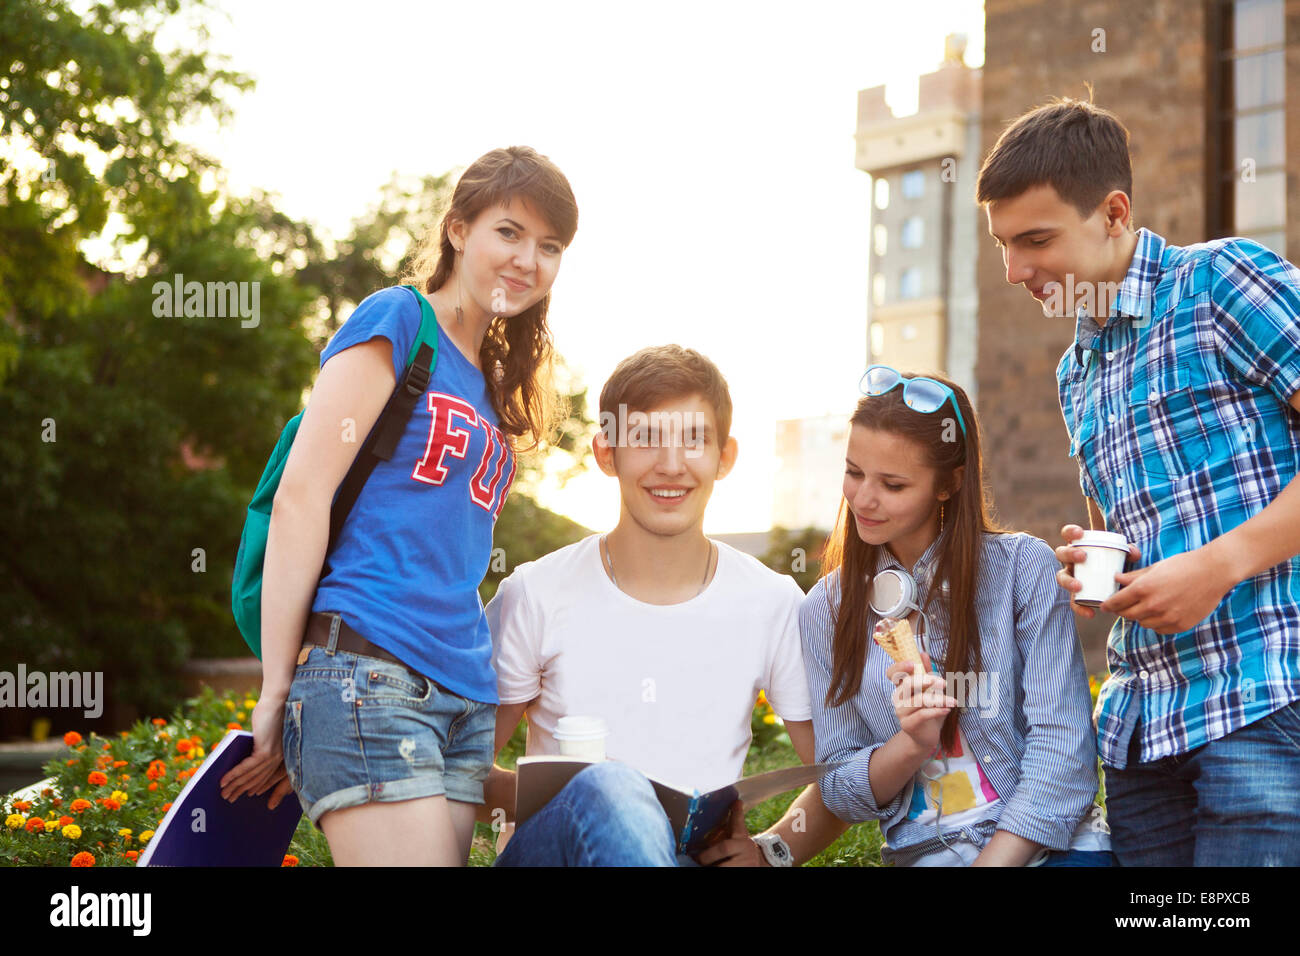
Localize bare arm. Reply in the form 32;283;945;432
220;338;395;803
762;719;849;865
972;830;1043;867
260;339;396;702
477;699;532;825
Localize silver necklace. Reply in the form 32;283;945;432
600;535;714;598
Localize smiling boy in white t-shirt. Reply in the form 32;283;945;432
478;345;848;866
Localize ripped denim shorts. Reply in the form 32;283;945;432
281;645;495;828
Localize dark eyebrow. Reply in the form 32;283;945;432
844;457;909;480
497;217;562;242
989;227;1056;243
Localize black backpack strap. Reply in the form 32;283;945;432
325;289;439;557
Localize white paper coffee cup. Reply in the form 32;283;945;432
554;715;607;761
1073;530;1130;607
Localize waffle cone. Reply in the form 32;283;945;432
873;617;926;675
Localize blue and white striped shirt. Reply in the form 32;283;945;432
1057;228;1300;769
799;532;1098;866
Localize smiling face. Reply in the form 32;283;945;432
594;392;738;540
449;196;565;319
985;183;1133;317
843;425;959;564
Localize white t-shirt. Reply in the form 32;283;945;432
486;534;812;794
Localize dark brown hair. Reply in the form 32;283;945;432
820;373;1007;752
976;96;1133;220
599;345;733;445
402;146;578;453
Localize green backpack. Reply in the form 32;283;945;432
231;285;440;659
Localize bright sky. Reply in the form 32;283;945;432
183;0;985;533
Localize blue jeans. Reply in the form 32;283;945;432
495;762;685;867
1038;849;1115;867
1103;698;1300;866
282;644;495;829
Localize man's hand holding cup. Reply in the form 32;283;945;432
1055;524;1142;619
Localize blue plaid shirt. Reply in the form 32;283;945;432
1057;227;1300;768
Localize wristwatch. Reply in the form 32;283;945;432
753;832;793;867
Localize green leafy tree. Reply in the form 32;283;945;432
759;526;830;593
0;0;315;728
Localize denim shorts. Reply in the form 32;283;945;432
282;646;495;828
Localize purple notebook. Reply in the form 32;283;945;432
137;730;302;867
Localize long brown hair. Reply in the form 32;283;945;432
402;146;578;453
821;373;1006;751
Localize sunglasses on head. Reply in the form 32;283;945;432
858;365;968;439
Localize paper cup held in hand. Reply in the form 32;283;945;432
1073;530;1130;607
554;715;607;761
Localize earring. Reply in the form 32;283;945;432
939;502;946;530
455;247;465;326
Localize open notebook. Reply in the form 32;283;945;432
515;757;839;857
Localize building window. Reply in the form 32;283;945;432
899;267;922;299
901;169;925;199
870;322;885;358
874;177;890;210
872;273;886;306
900;216;924;249
1210;0;1286;254
873;224;888;256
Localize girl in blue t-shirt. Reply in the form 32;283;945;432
799;368;1113;866
220;147;578;865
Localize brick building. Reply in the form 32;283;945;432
856;1;1295;667
975;0;1295;665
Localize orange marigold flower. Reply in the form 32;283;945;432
51;798;61;807
227;722;242;730
69;799;91;813
102;742;112;750
151;718;166;726
11;800;31;812
70;851;95;867
95;756;110;769
112;760;127;768
65;759;77;766
87;771;108;786
119;774;129;782
176;739;193;754
119;731;128;738
161;802;172;812
63;731;83;746
124;850;139;860
148;782;157;791
59;816;74;826
282;854;299;867
102;799;121;811
41;788;53;798
26;817;45;833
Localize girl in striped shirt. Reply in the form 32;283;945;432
799;368;1112;866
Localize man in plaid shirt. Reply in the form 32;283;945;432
977;98;1300;866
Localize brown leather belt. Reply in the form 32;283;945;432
302;611;418;676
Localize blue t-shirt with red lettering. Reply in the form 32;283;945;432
312;286;515;704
